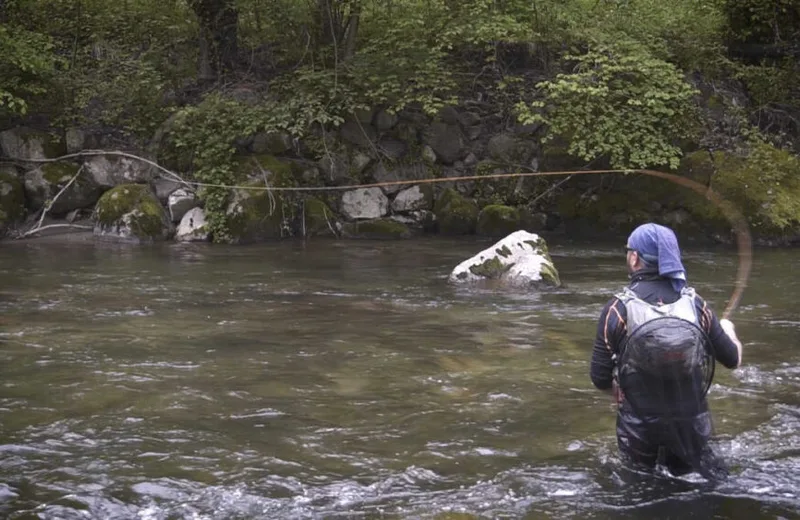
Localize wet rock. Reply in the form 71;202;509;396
449;230;560;287
433;188;478;235
341;188;388;219
0;127;66;162
476;204;522;237
341;218;411;239
391;185;433;213
167;188;197;223
175;207;210;242
94;184;173;242
24;162;102;214
84;154;155;189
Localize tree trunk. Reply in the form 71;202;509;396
189;0;239;77
343;5;360;60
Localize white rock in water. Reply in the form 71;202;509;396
449;230;560;286
341;187;388;219
175;207;210;242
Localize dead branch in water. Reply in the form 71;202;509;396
16;165;88;240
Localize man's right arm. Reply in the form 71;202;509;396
698;298;742;369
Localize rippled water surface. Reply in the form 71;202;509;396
1;235;799;519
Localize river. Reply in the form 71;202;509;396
0;235;798;519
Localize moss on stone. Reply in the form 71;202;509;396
539;260;561;287
341;218;411;239
476;204;521;237
95;184;168;239
41;162;80;184
468;257;513;279
303;196;337;237
434;188;479;235
225;182;289;243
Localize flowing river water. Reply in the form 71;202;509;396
0;235;798;519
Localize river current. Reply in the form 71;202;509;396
0;235;798;519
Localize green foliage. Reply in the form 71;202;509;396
0;25;59;116
517;41;699;170
170;95;263;243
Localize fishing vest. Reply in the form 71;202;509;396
613;286;714;416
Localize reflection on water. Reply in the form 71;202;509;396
0;237;799;519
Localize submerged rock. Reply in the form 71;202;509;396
94;184;172;242
449;230;560;287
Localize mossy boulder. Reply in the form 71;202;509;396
340;218;412;239
94;184;172;242
23;162;103;214
302;196;339;237
476;205;522;237
449;230;561;288
434;188;479;235
0;166;26;236
225;182;294;243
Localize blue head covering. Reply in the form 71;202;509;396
626;223;687;292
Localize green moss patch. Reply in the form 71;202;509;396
434;188;479;235
341;218;411;239
477;205;521;237
95;184;169;239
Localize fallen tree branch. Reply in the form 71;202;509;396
17;223;93;239
1;150;191;189
16;165;86;239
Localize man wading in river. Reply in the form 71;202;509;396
590;223;743;479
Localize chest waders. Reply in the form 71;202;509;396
613;287;715;418
612;287;717;472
